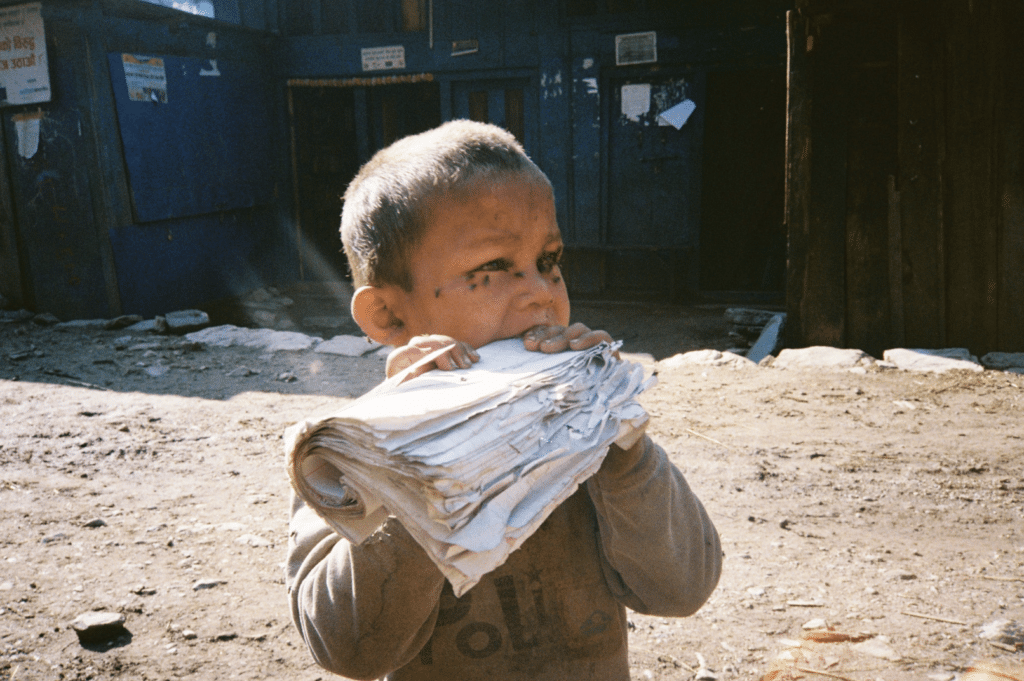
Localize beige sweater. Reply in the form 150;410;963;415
286;434;721;681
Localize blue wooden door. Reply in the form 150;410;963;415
604;71;703;249
451;77;536;155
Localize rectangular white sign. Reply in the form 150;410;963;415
361;45;405;72
0;2;50;106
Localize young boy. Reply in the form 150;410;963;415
286;120;721;681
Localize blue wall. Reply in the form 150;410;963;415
0;0;293;319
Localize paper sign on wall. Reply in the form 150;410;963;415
361;45;405;72
621;83;650;122
123;54;168;103
658;99;696;129
0;2;50;106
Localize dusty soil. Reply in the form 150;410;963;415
1;304;1022;681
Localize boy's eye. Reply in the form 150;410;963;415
474;258;513;273
537;248;563;274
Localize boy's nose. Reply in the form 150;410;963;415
515;267;556;305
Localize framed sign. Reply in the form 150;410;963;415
0;2;50;106
361;45;405;72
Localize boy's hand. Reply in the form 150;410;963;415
386;335;480;380
522;323;614;354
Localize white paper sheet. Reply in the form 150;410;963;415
658;98;696;129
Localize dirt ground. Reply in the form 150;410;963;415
1;301;1022;681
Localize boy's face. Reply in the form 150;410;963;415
383;176;570;349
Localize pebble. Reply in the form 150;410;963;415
802;618;828;630
192;578;227;591
70;611;127;645
144;364;170;377
851;636;900;661
236;534;272;547
164;309;210;333
82;518;107;528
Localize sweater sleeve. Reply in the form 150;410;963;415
285;494;447;680
585;434;722;616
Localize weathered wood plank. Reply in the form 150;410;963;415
844;33;897;358
799;15;849;348
897;0;946;348
997;0;1024;351
785;10;812;347
943;0;1000;354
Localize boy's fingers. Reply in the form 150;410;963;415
522;325;566;351
434;353;456;371
523;323;614;353
568;328;613;349
563;322;591;340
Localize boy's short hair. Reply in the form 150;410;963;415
340;119;552;291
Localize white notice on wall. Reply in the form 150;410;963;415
0;2;50;106
361;45;406;72
621;83;650;122
123;54;168;103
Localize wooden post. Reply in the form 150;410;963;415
784;9;811;348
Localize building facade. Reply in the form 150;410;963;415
0;0;789;321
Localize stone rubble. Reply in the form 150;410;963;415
4;303;1022;377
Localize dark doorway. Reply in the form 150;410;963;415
288;81;440;281
697;67;787;296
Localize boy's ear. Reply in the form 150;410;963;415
351;286;407;346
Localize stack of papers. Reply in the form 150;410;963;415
285;339;654;595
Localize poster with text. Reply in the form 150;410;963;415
0;2;50;106
123;54;167;103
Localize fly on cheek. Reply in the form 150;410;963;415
432;247;564;299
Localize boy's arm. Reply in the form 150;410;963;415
585;434;722;617
286;495;446;680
